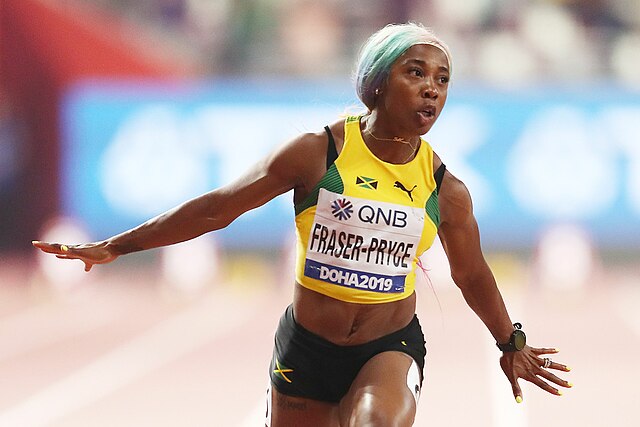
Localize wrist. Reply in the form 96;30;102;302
496;323;526;352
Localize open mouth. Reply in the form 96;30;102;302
418;106;436;119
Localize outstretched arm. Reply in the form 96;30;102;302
33;131;322;271
437;169;571;402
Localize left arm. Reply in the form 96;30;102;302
437;169;571;402
32;131;318;271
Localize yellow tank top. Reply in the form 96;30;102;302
294;115;441;304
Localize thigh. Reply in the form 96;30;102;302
339;351;418;427
267;384;340;427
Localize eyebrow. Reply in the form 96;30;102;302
402;58;450;74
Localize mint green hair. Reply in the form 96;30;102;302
354;23;452;110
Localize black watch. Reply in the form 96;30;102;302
496;323;526;352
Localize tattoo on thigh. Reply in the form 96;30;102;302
275;394;308;411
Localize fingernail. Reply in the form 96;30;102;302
61;245;69;252
557;391;563;396
515;396;523;403
32;240;39;244
566;366;572;372
567;382;573;388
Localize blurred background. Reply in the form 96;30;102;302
1;0;639;426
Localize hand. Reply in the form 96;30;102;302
32;240;119;272
500;346;572;403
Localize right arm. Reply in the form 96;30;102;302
33;130;330;271
436;160;571;401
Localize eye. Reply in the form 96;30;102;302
438;76;450;84
410;67;424;78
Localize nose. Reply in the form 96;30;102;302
422;79;438;99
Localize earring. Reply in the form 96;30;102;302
374;88;380;95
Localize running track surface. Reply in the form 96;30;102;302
0;254;638;427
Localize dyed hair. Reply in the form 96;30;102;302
354;23;452;110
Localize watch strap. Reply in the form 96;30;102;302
496;323;524;352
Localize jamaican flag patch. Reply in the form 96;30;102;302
355;176;378;190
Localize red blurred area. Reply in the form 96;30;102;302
0;0;197;250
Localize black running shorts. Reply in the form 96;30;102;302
269;304;426;403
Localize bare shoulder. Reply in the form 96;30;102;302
273;118;345;200
326;118;346;150
288;119;344;157
276;126;331;172
284;118;343;154
434;154;473;227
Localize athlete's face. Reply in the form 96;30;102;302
377;44;450;135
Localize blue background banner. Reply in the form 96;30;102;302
61;80;640;250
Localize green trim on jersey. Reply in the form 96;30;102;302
294;163;344;215
425;189;440;227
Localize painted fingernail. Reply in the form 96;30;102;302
557;391;563;396
565;366;572;372
567;382;574;388
61;245;69;252
515;396;523;403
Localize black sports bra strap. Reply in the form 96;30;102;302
324;125;338;170
434;163;446;193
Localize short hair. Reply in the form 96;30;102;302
354;23;452;110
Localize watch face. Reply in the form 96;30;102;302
514;330;526;350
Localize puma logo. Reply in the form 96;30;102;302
394;181;417;201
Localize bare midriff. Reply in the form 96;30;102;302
292;282;417;346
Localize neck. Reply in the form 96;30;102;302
362;112;419;145
360;114;421;164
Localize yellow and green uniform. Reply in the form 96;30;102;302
294;115;443;304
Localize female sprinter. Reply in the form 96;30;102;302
33;23;571;426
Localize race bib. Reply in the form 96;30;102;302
304;189;424;293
